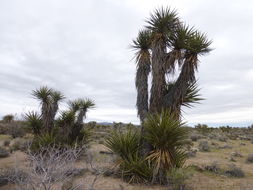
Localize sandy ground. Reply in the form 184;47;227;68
1;138;253;190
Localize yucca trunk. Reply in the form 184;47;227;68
149;39;166;114
136;53;151;123
77;109;86;125
41;102;52;133
163;55;197;114
46;102;59;133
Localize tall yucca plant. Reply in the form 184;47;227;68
132;7;212;122
132;29;151;123
32;86;52;132
32;87;64;133
68;98;95;125
147;7;179;114
143;111;188;183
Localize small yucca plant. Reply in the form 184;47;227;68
143;110;188;183
25;111;43;135
105;129;153;183
105;129;141;161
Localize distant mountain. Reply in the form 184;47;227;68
97;122;113;126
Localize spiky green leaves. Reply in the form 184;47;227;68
182;81;204;108
68;98;95;112
132;29;151;51
105;129;152;183
57;111;76;126
169;24;195;50
146;7;178;38
32;86;65;104
105;129;141;161
51;90;65;103
32;86;52;103
105;111;189;184
143;111;188;174
165;81;203;109
25;111;43;135
185;31;212;55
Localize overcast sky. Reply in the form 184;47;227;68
0;0;253;127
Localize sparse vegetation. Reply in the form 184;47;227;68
2;114;14;123
246;153;253;163
198;140;210;152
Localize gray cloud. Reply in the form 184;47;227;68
0;0;253;126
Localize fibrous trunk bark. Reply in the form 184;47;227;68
136;54;151;123
149;40;166;114
163;56;196;114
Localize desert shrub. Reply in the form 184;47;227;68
224;165;245;178
11;138;30;152
184;139;193;150
195;124;211;135
167;168;192;190
3;140;10;146
198;140;210;152
2;114;14;123
0;147;9;158
204;162;220;173
0;123;26;138
0;168;27;187
9;146;83;190
190;134;200;141
9;124;26;138
246;154;253;163
218;144;232;149
218;136;227;142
